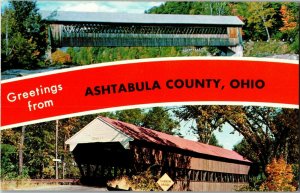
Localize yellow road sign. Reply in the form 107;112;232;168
156;173;174;191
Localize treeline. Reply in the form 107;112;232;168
146;2;299;43
1;1;48;71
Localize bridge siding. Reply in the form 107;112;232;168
49;24;242;48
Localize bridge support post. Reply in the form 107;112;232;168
219;45;243;57
45;26;53;63
228;45;243;57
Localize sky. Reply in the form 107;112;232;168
37;1;163;13
180;119;243;150
1;1;163;13
1;0;244;150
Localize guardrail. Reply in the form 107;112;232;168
1;179;80;185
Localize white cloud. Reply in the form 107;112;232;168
38;1;163;13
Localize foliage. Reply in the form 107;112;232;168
147;2;298;43
51;49;71;65
115;109;145;126
130;168;161;191
174;106;225;144
260;157;296;191
67;47;186;66
291;164;299;189
244;40;294;57
208;133;223;147
235;184;258;191
237;2;277;41
233;139;259;162
280;5;297;32
107;168;161;191
142;107;179;135
0;114;96;179
101;107;179;135
1;144;19;179
1;1;48;71
146;2;232;15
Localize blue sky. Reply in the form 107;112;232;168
2;1;163;13
37;1;163;13
1;0;243;150
180;120;243;150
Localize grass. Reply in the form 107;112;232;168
1;180;59;190
243;40;294;57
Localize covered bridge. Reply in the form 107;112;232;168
42;11;244;56
66;116;251;191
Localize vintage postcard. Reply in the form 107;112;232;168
1;1;299;192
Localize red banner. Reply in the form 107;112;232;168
1;58;298;129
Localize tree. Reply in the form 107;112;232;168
208;133;223;148
174;106;225;144
245;3;277;41
174;106;299;171
0;114;98;179
0;144;19;179
1;1;48;70
101;107;179;134
280;5;297;32
260;157;296;191
233;138;259;162
142;107;179;135
146;2;231;15
279;3;299;52
51;49;71;65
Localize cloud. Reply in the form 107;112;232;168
38;1;163;13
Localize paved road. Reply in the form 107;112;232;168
13;185;108;191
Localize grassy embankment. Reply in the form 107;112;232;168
243;40;297;57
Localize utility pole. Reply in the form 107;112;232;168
19;126;26;176
55;120;59;179
5;5;9;56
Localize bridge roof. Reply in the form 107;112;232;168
41;11;244;26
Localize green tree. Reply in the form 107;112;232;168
208;133;223;147
146;2;231;16
100;107;179;134
233;138;259;162
245;2;277;41
0;144;20;179
1;1;48;70
174;106;225;144
114;109;145;126
0;114;97;179
142;107;179;135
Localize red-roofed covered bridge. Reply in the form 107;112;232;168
66;116;251;191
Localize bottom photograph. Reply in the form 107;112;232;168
1;106;299;191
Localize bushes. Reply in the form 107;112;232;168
244;40;294;57
51;49;72;66
259;157;296;191
107;167;161;191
